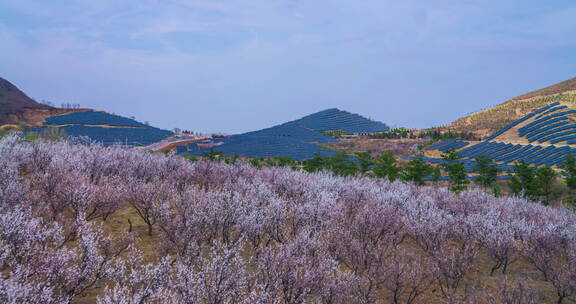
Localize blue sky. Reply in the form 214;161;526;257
1;0;575;133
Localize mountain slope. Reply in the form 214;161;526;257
289;108;389;133
426;101;576;169
179;108;389;160
0;77;54;125
511;77;576;101
33;110;173;146
448;77;576;137
0;77;173;146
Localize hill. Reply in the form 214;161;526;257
179;108;389;160
424;101;576;174
0;77;55;125
448;77;576;137
0;77;173;146
33;111;173;146
290;108;389;133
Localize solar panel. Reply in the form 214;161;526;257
523;146;555;163
32;125;173;146
528;124;576;142
524;121;569;138
499;145;534;163
549;135;576;144
44;111;148;128
534;105;568;120
485;103;559;140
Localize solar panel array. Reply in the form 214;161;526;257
186;134;337;160
404;156;514;173
428;138;576;168
424;102;576;170
428;140;469;152
38;111;173;146
458;141;576;167
290;108;389;133
44;111;148;127
421;175;513;181
514;103;576;144
175;146;188;154
484;102;561;141
33;125;173;146
178;108;388;160
180;125;338;160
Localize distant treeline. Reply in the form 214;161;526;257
417;129;478;140
181;147;576;208
364;128;478;140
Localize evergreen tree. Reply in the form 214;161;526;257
561;155;576;191
373;151;401;181
303;152;359;177
561;155;576;210
441;149;460;161
431;166;442;183
441;149;469;192
325;152;359;177
274;156;297;167
509;161;541;200
249;158;262;169
202;147;222;161
473;157;500;188
444;162;469;192
492;184;502;197
224;154;239;165
180;154;198;163
536;166;557;205
355;151;374;173
303;152;326;173
402;157;432;185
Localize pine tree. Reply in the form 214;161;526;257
355;151;374;173
402;157;432;185
509;161;541;201
561;155;576;190
373;151;402;181
431;166;442;183
473;157;500;188
441;150;469;192
536;166;557;205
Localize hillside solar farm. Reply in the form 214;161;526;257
33;110;173;146
426;102;576;171
177;108;389;160
448;77;576;136
4;0;576;302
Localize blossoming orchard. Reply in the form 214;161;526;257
1;134;576;304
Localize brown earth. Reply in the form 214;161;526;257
0;77;53;124
0;77;89;128
511;77;576;101
154;138;211;153
70;203;565;304
445;77;576;137
322;138;429;158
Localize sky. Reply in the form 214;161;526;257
0;0;575;134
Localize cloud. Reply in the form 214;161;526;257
0;0;574;133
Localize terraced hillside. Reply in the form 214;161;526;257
293;108;389;132
178;108;389;160
0;77;172;146
0;77;61;127
448;77;576;137
33;111;173;146
426;101;576;170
